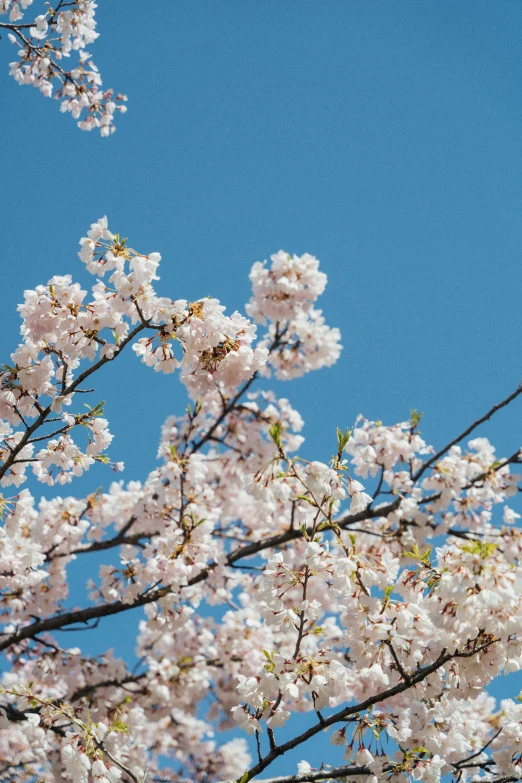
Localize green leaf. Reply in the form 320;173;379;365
382;585;394;608
410;409;423;428
336;426;351;454
268;422;282;449
296;495;315;506
461;540;497;559
404;544;432;566
111;720;129;734
83;400;106;417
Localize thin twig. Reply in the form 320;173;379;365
413;382;522;482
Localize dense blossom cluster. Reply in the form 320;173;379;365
0;1;126;134
247;250;342;379
0;220;520;783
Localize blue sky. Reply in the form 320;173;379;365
2;0;522;775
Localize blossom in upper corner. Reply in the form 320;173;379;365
3;1;127;135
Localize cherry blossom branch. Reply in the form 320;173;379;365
69;672;147;703
237;639;498;782
0;498;401;651
0;702;67;737
221;765;372;783
2;1;128;134
96;743;143;783
384;638;411;684
0;229;520;782
461;449;521;489
470;778;516;783
44;513;146;561
0;321;149;481
0;637;497;783
190;325;288;455
452;728;503;769
0;430;514;649
46;530;151;560
413;381;522;481
190;374;260;454
0;21;34;28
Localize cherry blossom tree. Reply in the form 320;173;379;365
2;7;522;782
0;1;126;134
0;214;520;783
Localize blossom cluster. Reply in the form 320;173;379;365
247;250;342;379
1;0;127;134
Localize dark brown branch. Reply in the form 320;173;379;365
0;21;35;29
190;374;259;454
229;765;372;783
0;703;67;737
0;501;400;651
190;326;288;455
413;381;522;482
452;727;503;769
70;672;147;703
239;639;498;782
96;742;142;783
384;639;411;684
45;518;150;562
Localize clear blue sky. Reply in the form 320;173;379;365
1;0;522;775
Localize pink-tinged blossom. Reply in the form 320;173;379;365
1;0;34;23
247;250;327;324
246;250;342;379
61;740;91;782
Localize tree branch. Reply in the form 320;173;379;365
0;321;149;482
190;326;288;455
238;639;497;782
0;499;401;651
70;672;147;703
413;381;522;482
219;765;372;783
452;727;503;769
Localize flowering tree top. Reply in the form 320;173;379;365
2;7;522;783
0;217;520;783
